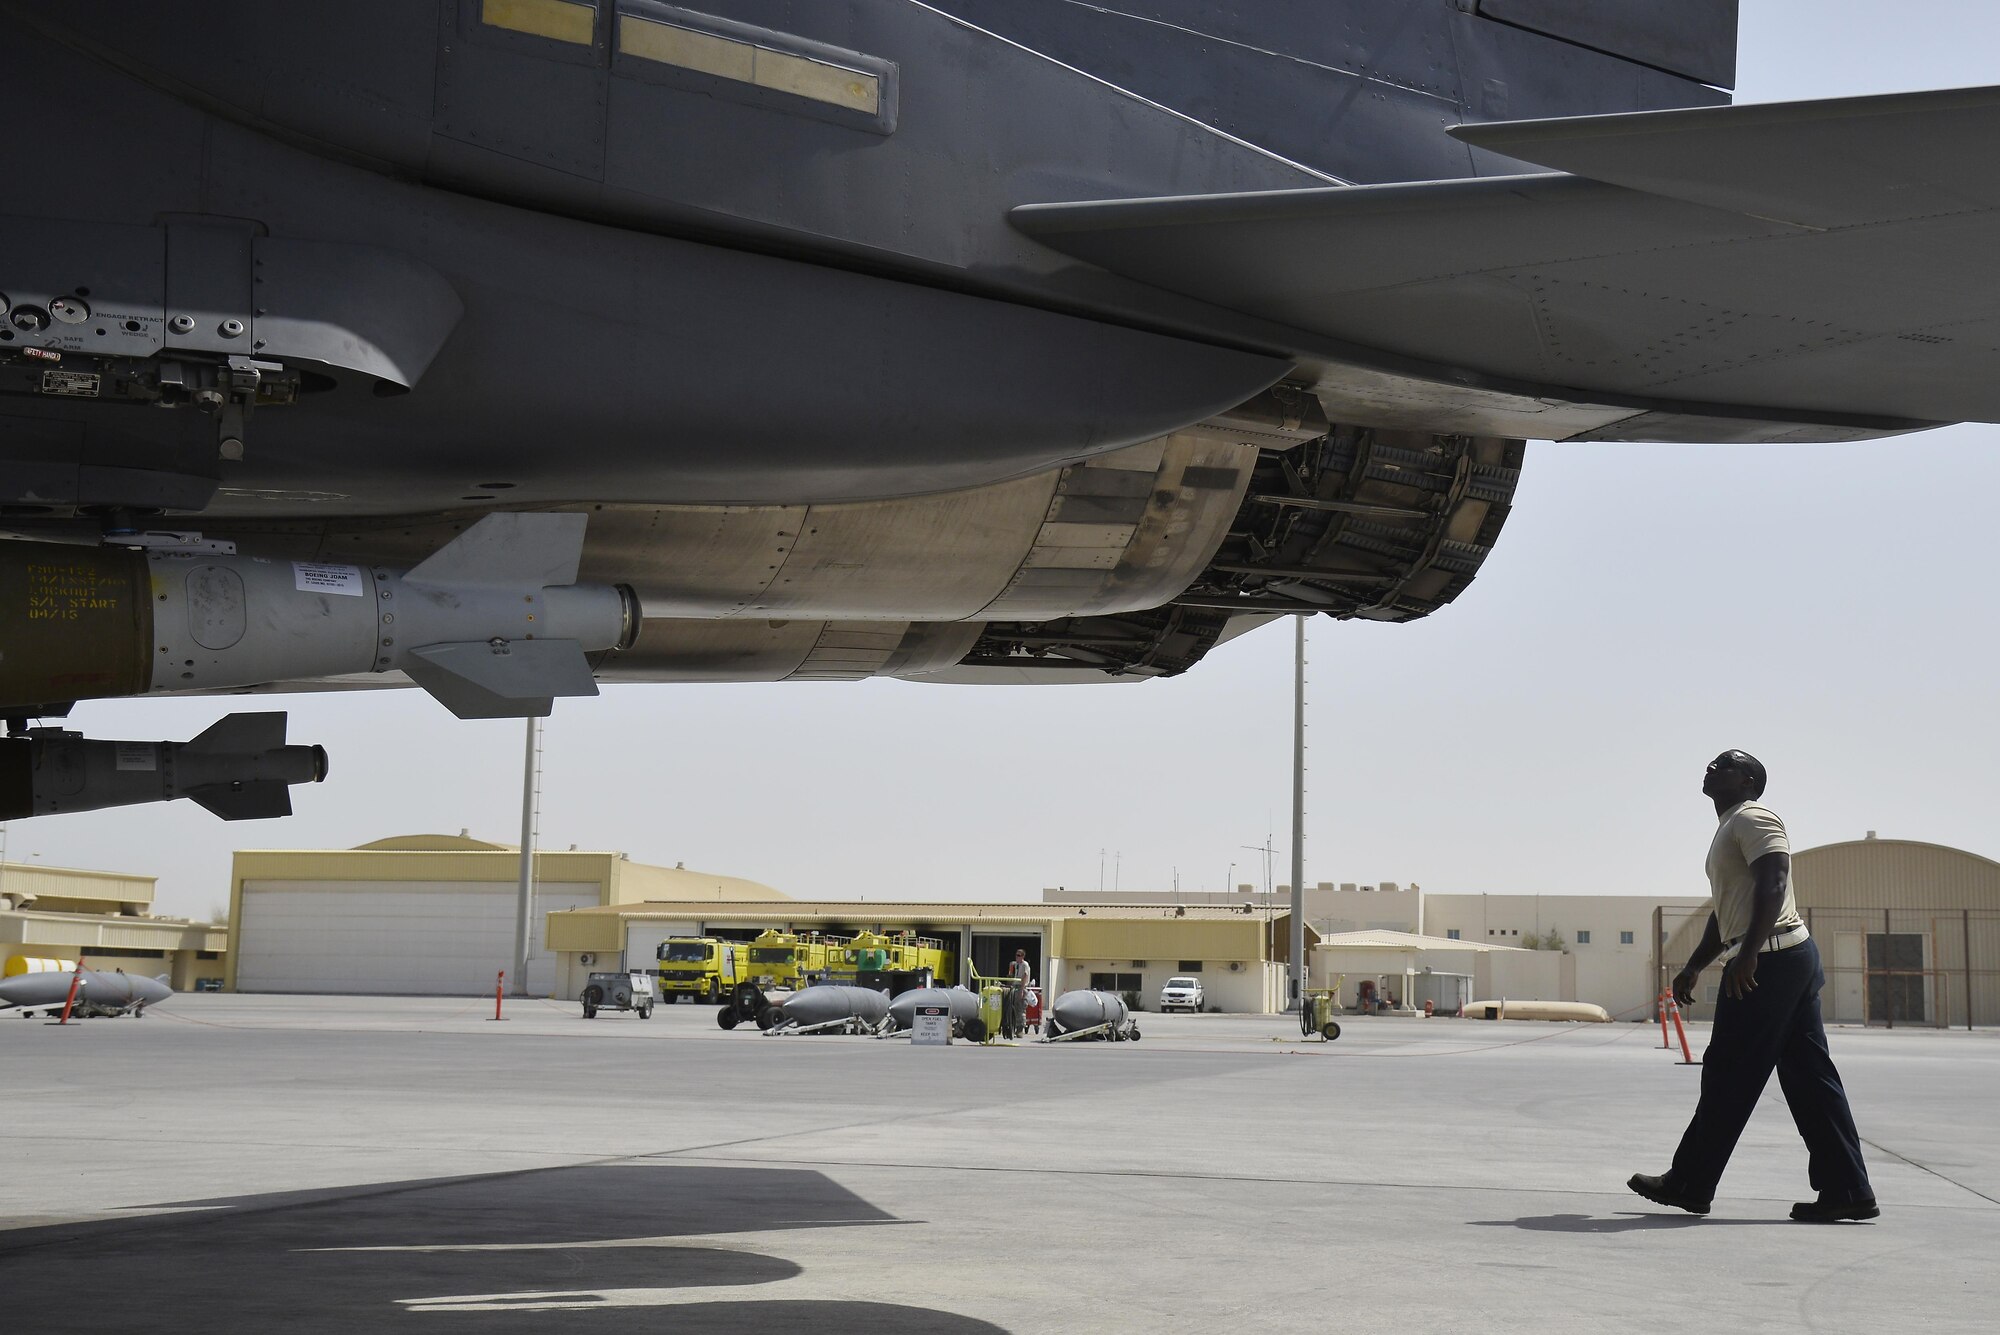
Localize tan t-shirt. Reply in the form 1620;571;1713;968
1705;800;1805;942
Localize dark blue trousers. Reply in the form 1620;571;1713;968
1669;938;1873;1202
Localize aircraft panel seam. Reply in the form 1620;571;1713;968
1469;12;1735;93
905;0;1346;186
1009;0;1467;107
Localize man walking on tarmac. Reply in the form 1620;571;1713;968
1628;750;1877;1222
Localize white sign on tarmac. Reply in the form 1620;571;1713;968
912;1006;951;1046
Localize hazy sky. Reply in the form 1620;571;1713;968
8;3;2000;921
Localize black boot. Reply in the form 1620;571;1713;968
1790;1194;1879;1223
1626;1173;1711;1215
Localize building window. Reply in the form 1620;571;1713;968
1866;933;1928;1023
1178;960;1203;972
1446;929;1461;940
1620;931;1634;945
1089;972;1142;993
1575;931;1590;945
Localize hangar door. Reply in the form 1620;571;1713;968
623;920;702;971
235;881;597;995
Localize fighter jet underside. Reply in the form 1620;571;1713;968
0;1;1994;818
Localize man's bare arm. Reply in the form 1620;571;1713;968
1674;914;1724;1005
1737;851;1790;956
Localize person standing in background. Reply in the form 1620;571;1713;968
1004;948;1032;1039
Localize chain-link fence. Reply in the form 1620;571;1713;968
1658;906;2000;1029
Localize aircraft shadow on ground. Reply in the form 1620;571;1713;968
1472;1212;1791;1233
0;1163;1009;1333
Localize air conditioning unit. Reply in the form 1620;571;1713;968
1228;962;1243;972
578;953;594;966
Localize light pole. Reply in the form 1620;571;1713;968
512;716;540;997
1289;614;1307;1012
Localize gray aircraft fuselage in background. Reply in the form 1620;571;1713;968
1;2;1994;818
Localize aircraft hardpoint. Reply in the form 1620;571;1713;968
3;2;1994;819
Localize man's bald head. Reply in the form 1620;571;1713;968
1707;750;1768;801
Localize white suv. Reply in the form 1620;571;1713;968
1159;976;1205;1012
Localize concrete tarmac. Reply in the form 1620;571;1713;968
2;995;1994;1332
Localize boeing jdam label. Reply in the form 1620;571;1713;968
292;563;365;597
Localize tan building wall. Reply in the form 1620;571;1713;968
1;861;225;991
1310;940;1569;1012
0;861;156;916
1475;949;1575;1006
1426;894;1702;1020
1793;836;2000;910
1302;887;1421;935
1046;884;1418;938
1058;916;1273;1011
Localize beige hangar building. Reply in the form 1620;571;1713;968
226;833;786;996
0;861;226;990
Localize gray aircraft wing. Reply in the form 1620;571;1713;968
1012;84;2000;436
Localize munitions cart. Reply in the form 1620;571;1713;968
581;970;656;1019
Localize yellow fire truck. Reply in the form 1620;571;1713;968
828;930;955;986
654;937;745;1002
744;929;843;990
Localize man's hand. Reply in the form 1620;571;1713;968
1672;968;1700;1007
1722;951;1760;1000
